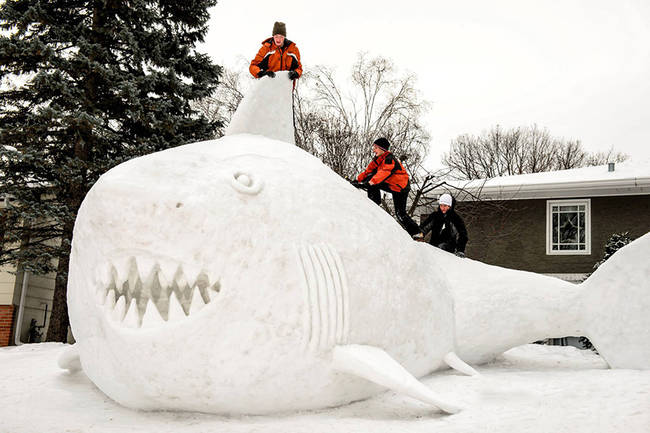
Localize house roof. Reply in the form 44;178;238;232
431;159;650;201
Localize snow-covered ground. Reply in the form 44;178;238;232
2;343;648;433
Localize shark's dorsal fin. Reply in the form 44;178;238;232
332;344;462;414
443;351;480;376
225;71;295;144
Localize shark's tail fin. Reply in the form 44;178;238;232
580;232;650;369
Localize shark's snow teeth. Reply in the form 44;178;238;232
96;257;220;328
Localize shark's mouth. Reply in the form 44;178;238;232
96;256;220;329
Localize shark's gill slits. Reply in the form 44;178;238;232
297;243;350;353
96;257;220;328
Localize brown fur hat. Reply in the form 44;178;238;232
272;21;286;36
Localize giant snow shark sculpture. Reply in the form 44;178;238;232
60;72;650;415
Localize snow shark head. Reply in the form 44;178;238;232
67;91;457;413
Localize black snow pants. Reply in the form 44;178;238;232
367;184;421;237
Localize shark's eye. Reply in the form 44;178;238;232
231;170;263;195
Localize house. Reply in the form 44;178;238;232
425;160;650;283
0;195;56;346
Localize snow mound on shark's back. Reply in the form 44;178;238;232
225;71;295;144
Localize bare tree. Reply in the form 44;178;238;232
407;166;454;216
442;125;628;180
555;139;587;170
192;67;246;138
293;53;430;180
584;147;628;167
526;125;557;173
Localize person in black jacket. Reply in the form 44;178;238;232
420;193;468;257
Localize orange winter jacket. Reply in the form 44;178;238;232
249;38;303;78
357;151;410;192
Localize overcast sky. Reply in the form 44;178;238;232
203;0;650;168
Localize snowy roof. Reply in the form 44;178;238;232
432;159;650;201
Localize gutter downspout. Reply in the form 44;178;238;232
14;269;29;346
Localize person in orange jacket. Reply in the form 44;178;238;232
249;21;302;81
354;138;424;240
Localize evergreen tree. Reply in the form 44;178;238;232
0;0;221;341
592;232;634;272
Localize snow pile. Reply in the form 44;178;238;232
225;71;295;144
433;158;650;200
455;157;650;188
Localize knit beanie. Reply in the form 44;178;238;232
373;137;390;151
272;22;287;37
439;193;453;207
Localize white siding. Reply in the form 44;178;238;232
0;265;17;305
15;271;56;343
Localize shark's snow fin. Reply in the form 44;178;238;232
332;344;462;414
225;71;295;144
580;232;650;369
57;344;82;372
444;351;480;376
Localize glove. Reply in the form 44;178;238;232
288;70;300;80
455;251;466;258
351;180;370;190
257;70;276;78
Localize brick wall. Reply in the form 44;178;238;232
453;194;650;274
0;304;15;346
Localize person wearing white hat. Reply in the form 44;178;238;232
419;193;468;257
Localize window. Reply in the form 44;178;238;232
546;199;591;255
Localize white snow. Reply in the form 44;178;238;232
225;71;295;144
2;342;650;433
462;158;650;187
435;158;650;200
